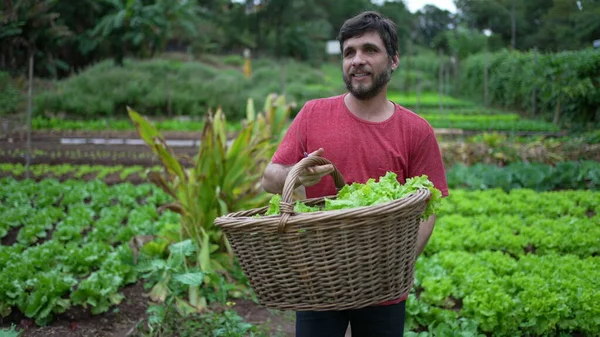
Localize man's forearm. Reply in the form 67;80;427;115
261;162;292;194
415;215;436;256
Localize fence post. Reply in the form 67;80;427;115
553;72;561;125
484;50;489;107
25;50;34;179
280;59;287;96
511;0;516;49
405;40;412;92
532;47;538;116
417;71;421;113
445;66;450;98
438;49;444;114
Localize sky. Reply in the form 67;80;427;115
375;0;457;13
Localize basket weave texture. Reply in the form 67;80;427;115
214;156;431;311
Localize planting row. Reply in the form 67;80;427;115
0;147;165;167
447;160;600;191
1;177;598;336
1;161;598;192
407;188;600;336
432;189;599;257
0;163;161;184
28;112;558;132
0;178;176;325
389;92;475;108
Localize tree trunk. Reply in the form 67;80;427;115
511;0;516;49
553;96;561;125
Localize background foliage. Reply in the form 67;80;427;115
458;48;600;128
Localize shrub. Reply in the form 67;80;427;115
0;72;22;115
33;57;341;121
459;49;600;128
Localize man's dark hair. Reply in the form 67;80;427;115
337;11;399;59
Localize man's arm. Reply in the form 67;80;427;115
262;162;293;194
415;215;436;256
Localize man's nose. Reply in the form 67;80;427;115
351;52;366;66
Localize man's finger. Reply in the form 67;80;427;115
307;148;325;157
305;164;333;176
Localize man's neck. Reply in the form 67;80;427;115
344;90;394;122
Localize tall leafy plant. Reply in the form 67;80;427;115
128;107;261;271
127;94;292;313
128;94;292;259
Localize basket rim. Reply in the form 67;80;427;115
215;187;431;229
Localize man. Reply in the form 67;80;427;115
261;11;449;337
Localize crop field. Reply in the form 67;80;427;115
1;68;598;337
3;0;599;334
1;174;598;336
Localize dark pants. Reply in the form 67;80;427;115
296;301;406;337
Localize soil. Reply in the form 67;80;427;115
0;130;199;167
231;300;295;336
0;283;296;337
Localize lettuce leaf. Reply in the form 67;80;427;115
265;172;442;220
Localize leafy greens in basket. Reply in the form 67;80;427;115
265;173;442;220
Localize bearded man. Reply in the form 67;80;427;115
261;11;449;337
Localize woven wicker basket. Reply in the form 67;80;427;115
214;156;430;311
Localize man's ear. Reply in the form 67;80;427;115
391;52;400;72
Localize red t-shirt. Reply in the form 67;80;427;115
272;94;449;305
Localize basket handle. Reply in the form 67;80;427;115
277;156;346;233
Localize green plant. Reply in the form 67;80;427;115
0;325;21;337
446;161;600;191
459;49;600;129
0;178;176;325
136;303;267;337
136;239;250;314
129;106;265;273
0;72;21;115
127;94;292;311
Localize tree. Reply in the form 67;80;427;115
445;26;489;60
531;0;600;51
0;0;71;75
416;4;454;49
91;0;201;65
379;1;414;54
455;0;600;51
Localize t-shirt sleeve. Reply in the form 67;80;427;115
409;132;449;197
271;104;309;166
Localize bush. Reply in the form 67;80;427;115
459;49;600;128
33;57;340;121
447;160;600;191
0;72;22;115
34;59;251;119
222;54;245;67
388;70;437;93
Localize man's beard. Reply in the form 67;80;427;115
343;65;392;100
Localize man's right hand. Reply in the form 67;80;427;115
297;148;334;187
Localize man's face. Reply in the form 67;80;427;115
342;31;398;100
